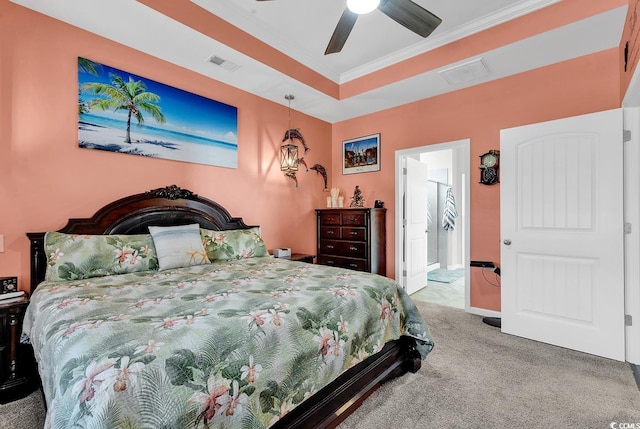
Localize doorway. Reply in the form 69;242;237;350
395;139;471;311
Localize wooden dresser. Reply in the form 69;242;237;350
316;208;386;275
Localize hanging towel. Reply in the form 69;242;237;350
442;187;458;231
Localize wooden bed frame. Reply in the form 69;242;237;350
27;184;421;429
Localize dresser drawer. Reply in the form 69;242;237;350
319;240;366;258
341;227;365;241
317;255;366;271
316;208;386;275
341;213;366;226
320;226;340;239
320;213;341;225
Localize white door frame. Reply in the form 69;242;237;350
622;107;640;365
395;139;472;313
622;69;640;364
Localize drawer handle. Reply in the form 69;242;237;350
327;245;335;249
349;246;358;251
348;217;357;222
349;231;357;236
326;260;336;265
327;231;335;235
349;263;358;268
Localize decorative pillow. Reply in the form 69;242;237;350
200;227;269;261
148;224;210;270
44;232;158;282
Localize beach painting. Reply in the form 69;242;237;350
78;57;238;168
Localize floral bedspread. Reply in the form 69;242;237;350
24;257;434;429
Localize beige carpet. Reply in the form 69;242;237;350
338;301;640;429
2;302;638;429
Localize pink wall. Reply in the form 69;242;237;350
0;2;332;292
621;0;640;98
0;1;626;312
332;49;621;311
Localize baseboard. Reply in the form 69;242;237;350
467;306;501;318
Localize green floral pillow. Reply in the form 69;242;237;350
200;227;269;261
44;232;158;282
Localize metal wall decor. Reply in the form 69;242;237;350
279;95;328;191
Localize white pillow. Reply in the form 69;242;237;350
148;224;210;270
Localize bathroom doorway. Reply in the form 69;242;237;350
395;139;470;310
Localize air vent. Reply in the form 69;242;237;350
438;58;490;86
206;54;240;72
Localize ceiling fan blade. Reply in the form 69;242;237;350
378;0;442;38
325;8;358;55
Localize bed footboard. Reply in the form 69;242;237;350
273;336;421;429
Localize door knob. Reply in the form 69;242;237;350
503;239;512;246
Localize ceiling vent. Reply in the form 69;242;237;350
438;58;490;86
206;54;240;72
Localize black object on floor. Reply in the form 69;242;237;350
482;317;501;328
470;261;495;268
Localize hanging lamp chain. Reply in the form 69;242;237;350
286;94;294;139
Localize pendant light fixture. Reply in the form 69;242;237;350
280;95;299;186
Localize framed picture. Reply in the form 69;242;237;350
342;133;381;175
78;57;238;169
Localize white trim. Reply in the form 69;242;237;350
395;139;471;312
468;307;501;319
623;66;640;108
624;107;640;364
623;62;640;364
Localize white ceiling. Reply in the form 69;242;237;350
10;0;628;123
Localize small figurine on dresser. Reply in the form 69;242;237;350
350;185;365;208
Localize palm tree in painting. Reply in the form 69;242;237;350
78;57;101;116
78;57;101;75
81;73;166;143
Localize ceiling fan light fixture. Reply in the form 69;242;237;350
346;0;380;14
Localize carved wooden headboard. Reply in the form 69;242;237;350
27;185;254;293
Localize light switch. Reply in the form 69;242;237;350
0;235;4;252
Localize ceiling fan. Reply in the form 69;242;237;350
256;0;442;55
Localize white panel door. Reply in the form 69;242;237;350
500;109;625;361
406;157;429;295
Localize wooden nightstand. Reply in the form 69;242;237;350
290;253;315;264
0;295;37;403
270;251;316;264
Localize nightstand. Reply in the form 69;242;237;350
0;295;37;403
290;253;315;264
